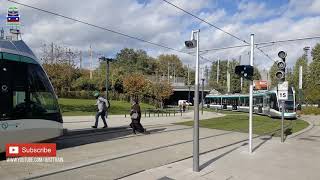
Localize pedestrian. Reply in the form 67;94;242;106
130;98;147;134
92;92;109;128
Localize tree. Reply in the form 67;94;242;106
269;63;278;89
156;54;185;78
152;81;173;108
123;73;148;100
305;43;320;107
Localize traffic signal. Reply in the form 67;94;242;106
235;65;254;80
275;51;287;82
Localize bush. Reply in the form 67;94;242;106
301;107;320;115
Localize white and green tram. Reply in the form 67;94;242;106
0;39;63;152
205;89;296;119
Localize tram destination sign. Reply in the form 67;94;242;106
277;81;288;101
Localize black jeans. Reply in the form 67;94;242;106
95;111;107;127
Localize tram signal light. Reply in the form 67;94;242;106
235;65;253;80
275;51;287;82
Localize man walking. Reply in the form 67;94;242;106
92;92;109;128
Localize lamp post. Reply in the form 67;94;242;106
99;56;114;100
185;29;200;172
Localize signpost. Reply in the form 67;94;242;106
277;81;288;143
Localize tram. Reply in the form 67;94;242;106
205;88;296;119
0;39;63;152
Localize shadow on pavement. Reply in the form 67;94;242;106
253;134;274;153
55;127;166;150
200;144;245;170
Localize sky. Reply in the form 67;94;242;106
1;0;320;71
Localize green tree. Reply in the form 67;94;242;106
305;43;320;107
156;54;185;78
269;63;278;89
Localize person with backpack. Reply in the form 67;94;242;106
92;92;109;128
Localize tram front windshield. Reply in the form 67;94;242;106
285;101;295;110
0;56;61;122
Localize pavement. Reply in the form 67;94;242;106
122;115;320;180
0;112;319;180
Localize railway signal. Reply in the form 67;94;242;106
275;51;287;82
235;65;254;80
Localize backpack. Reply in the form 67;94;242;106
106;100;110;109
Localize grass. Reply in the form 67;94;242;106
58;98;155;116
176;112;309;137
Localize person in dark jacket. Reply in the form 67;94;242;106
130;98;146;134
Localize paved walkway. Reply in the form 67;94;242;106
122;115;320;180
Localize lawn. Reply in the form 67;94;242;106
58;98;155;116
176;112;309;137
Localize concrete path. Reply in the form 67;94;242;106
0;111;225;180
122;115;320;180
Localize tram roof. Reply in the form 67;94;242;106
0;39;38;64
206;91;276;98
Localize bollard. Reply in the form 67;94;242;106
166;111;167;117
149;111;150;117
181;110;182;116
174;110;175;116
145;111;147;117
125;112;126;118
158;111;159;117
169;111;170;116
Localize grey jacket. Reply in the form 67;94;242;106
96;96;109;112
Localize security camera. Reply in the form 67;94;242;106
185;40;197;48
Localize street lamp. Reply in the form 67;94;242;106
99;56;114;100
185;29;200;172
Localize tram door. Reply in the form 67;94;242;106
0;61;13;119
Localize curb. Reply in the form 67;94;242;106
287;118;313;139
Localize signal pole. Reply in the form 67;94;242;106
249;34;254;153
188;64;191;103
89;45;93;79
216;60;219;83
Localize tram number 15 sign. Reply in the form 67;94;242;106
278;90;288;100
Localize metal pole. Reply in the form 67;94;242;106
249;34;254;153
106;61;109;100
281;101;285;143
193;30;200;172
188;64;191;103
216;60;219;84
90;45;93;79
299;66;303;104
168;62;170;83
201;78;204;115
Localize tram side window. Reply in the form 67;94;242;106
270;93;279;111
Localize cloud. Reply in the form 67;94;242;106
0;0;319;72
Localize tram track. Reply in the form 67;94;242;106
25;121;288;180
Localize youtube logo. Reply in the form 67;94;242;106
9;146;19;154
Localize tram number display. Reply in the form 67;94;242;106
278;90;288;100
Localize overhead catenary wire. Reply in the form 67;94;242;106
9;0;216;66
8;0;188;55
162;0;249;45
